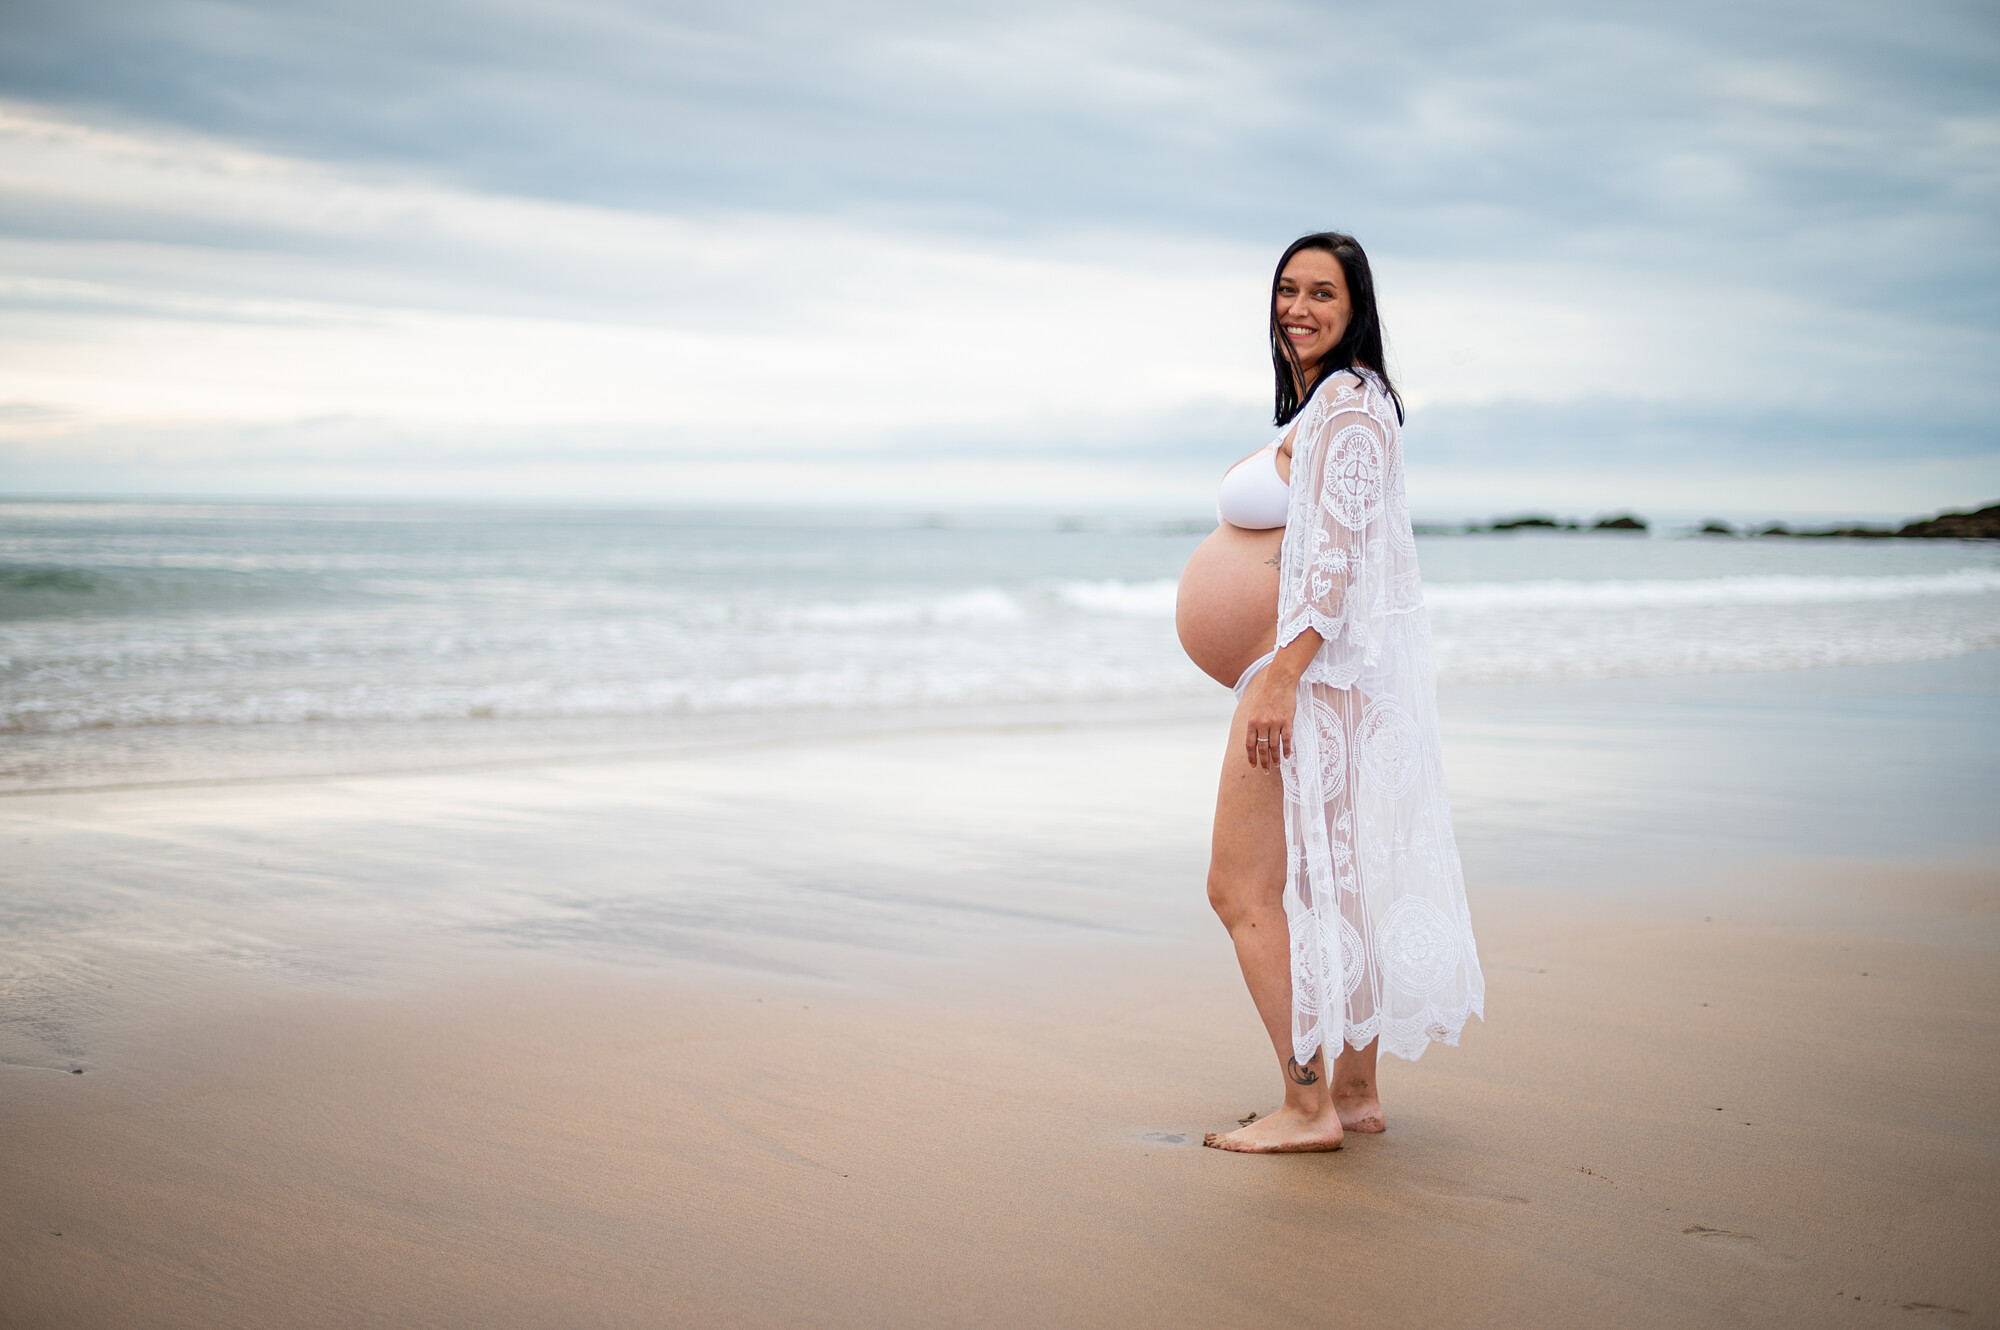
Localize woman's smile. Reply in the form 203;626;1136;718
1273;248;1352;380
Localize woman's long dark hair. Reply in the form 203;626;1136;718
1271;231;1403;426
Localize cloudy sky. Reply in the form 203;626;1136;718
1;0;1994;518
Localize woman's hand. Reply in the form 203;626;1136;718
1241;628;1323;772
1242;666;1294;772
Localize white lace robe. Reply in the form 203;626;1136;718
1275;368;1485;1064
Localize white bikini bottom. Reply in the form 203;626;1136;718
1233;649;1277;700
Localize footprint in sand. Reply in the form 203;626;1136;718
1139;1132;1189;1146
1415;1178;1529;1205
1681;1224;1796;1267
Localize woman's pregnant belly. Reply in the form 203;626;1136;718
1176;524;1284;688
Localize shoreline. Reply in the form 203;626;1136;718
6;646;1997;800
0;693;1233;798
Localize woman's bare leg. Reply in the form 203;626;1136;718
1201;689;1344;1153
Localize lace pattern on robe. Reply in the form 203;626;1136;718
1275;368;1486;1064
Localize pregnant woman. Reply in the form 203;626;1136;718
1177;232;1484;1153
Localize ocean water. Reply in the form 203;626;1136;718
3;501;1997;789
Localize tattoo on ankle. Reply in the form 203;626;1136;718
1285;1056;1320;1086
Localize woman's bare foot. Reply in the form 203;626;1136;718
1335;1092;1385;1133
1331;1039;1384;1132
1203;1104;1344;1153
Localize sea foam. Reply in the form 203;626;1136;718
1426;568;2000;611
3;507;1997;752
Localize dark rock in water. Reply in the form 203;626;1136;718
1481;503;1995;540
1753;502;1999;539
1898;503;2000;539
1757;521;1897;538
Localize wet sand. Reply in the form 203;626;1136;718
3;659;1998;1327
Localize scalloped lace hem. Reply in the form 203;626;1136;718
1337;996;1485;1064
1276;607;1347;652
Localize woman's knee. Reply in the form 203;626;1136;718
1206;862;1278;928
1206;867;1238;924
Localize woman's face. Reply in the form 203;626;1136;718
1275;249;1352;378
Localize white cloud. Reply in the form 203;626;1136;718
0;70;1993;517
1384;257;2000;415
0;103;1270;447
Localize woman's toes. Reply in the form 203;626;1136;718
1201;1113;1343;1153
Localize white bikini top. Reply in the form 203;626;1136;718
1216;439;1290;530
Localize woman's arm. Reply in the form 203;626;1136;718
1246;373;1392;771
1241;626;1322;771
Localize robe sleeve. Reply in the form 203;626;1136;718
1275;371;1393;690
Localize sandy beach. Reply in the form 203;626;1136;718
7;0;1998;1316
3;656;1997;1327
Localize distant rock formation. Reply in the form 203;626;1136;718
1441;503;1995;540
1756;521;1894;539
1461;512;1648;534
1898;503;2000;539
1750;503;1999;540
1486;515;1566;531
